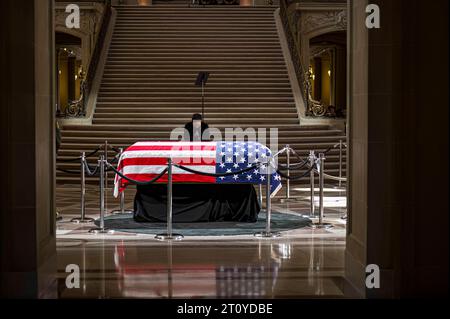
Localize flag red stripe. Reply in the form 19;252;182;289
126;145;216;152
122;157;216;166
121;174;216;184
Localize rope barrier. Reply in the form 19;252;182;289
306;161;347;182
334;141;348;148
110;146;122;153
320;145;334;155
276;146;310;171
313;169;347;182
106;162;168;186
56;168;81;175
277;164;315;181
319;140;348;156
83;160;99;176
278;157;309;170
58;157;82;163
58;145;103;162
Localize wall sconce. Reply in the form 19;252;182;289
328;70;331;77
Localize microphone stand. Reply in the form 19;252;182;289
201;79;205;120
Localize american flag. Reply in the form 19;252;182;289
114;141;282;198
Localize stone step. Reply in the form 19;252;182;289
108;52;284;57
92;118;300;125
94;107;297;113
94;101;297;107
58;141;346;151
96;96;295;101
112;37;280;42
109;44;282;48
101;72;288;77
60;135;345;145
113;23;277;28
96;104;297;111
62;123;333;131
60;129;343;137
93;112;297;118
98;85;291;91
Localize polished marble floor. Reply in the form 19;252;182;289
56;184;347;298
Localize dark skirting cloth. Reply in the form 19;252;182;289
134;184;261;223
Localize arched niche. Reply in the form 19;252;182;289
55;31;84;115
308;30;347;117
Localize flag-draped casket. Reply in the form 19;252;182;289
113;141;282;198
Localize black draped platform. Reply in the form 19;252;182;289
134;184;260;223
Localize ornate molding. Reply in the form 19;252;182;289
301;10;347;35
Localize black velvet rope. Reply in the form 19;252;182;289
83;160;99;176
86;146;104;158
277;165;315;181
58;157;82;163
56;168;81;175
58;145;103;162
276;147;309;170
110;146;122;153
278;157;309;170
319;141;348;155
320;145;334;155
106;162;168;186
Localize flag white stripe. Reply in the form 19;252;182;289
133;141;217;147
122;165;216;175
121;150;216;159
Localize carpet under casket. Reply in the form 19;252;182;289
96;212;312;236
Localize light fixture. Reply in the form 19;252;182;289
75;75;78;80
328;70;331;77
58;70;62;75
312;74;315;80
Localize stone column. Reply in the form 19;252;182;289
346;0;448;297
0;0;56;298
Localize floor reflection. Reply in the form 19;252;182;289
57;236;345;298
56;187;346;298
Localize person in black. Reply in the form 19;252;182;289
184;113;210;141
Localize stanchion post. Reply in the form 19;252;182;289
89;155;114;234
286;146;290;199
311;153;333;229
280;145;299;203
156;158;183;241
104;140;108;214
309;150;315;217
254;158;280;238
258;184;263;208
338;139;343;188
110;148;133;215
72;152;94;224
120;191;125;215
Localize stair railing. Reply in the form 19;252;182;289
279;0;327;117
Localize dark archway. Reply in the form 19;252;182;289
309;30;347;117
55;32;83;117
